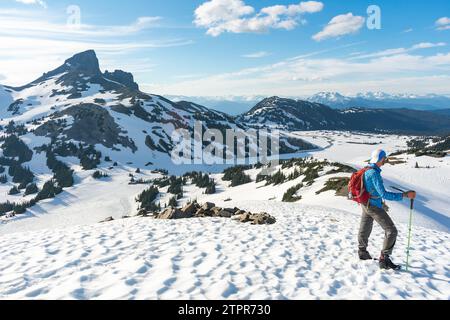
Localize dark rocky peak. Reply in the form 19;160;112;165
64;50;101;75
104;70;139;91
13;50;102;90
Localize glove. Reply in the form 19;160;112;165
403;191;416;199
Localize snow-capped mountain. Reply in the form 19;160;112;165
240;96;450;134
308;92;353;109
308;91;450;110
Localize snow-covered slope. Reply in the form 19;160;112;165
0;50;449;300
1;201;448;300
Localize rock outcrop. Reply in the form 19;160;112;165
152;202;276;225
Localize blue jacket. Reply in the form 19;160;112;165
363;164;403;208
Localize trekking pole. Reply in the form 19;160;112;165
391;186;415;271
406;199;414;271
391;186;406;193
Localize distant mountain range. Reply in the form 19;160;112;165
239;97;450;134
308;91;450;110
168;91;450;115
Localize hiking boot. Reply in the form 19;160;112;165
379;255;401;270
358;250;373;261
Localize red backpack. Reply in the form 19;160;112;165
348;167;374;205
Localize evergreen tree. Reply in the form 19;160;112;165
54;168;74;188
8;186;20;195
25;183;39;195
35;180;63;201
136;186;160;211
9;164;34;185
2;135;33;163
0;174;7;184
93;171;109;179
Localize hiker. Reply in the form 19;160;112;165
357;149;416;270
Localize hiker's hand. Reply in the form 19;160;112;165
403;191;416;199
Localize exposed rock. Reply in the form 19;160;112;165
181;203;198;217
65;50;101;75
148;203;276;225
194;208;207;217
226;208;238;215
157;208;175;219
250;213;276;225
239;212;252;223
211;207;223;216
201;202;216;211
35;104;137;152
100;216;114;223
136;209;150;217
156;208;187;220
218;210;233;218
104;70;139;91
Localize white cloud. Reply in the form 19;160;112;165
402;28;413;33
436;17;450;30
15;0;46;8
0;13;162;38
0;11;192;86
242;51;271;58
147;50;450;97
351;42;446;60
0;35;193;85
312;13;365;41
194;0;324;36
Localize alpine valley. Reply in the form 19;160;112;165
0;51;449;300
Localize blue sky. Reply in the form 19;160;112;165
1;0;449;96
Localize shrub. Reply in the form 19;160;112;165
316;177;350;197
303;167;320;186
265;170;286;186
186;172;217;193
93;171;109;179
282;184;303;202
205;181;216;194
136;186;160;211
0;201;14;216
167;176;184;196
79;145;101;170
46;151;69;172
222;166;252;187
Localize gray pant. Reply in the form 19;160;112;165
358;204;398;256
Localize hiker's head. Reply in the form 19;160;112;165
370;149;388;167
